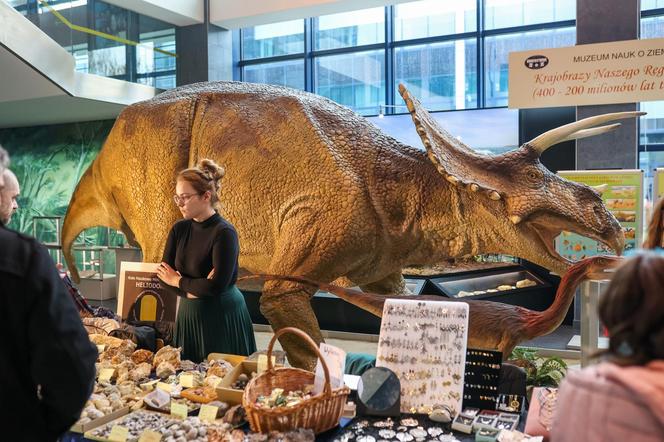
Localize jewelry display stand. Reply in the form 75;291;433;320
376;299;469;415
462;348;502;410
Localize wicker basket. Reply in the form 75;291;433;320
242;327;350;434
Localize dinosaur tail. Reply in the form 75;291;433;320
62;159;124;283
239;274;430;317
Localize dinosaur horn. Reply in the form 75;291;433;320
527;111;645;155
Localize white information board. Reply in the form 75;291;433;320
376;299;469;414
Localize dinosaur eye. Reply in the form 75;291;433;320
524;168;544;187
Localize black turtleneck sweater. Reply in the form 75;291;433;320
162;212;239;297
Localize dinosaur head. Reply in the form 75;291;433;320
399;84;643;274
582;254;624;280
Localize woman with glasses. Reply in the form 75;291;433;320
156;159;256;362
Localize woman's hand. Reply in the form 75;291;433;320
157;262;182;288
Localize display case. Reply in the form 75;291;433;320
428;263;561;318
240;262;566;335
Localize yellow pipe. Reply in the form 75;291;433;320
38;0;177;58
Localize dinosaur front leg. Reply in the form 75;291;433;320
260;281;322;371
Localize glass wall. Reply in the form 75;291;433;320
640;4;664;205
9;0;176;88
485;27;575;107
236;0;575;115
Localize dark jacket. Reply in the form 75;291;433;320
0;225;97;441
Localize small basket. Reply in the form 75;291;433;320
242;327;350;434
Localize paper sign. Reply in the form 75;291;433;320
199;404;219;422
170;402;188;419
157;382;172;393
313;343;346;395
138;430;162;442
108;425;129;442
343;374;360;390
257;354;275;373
99;368;115;382
97;344;106;354
117;262;178;322
179;374;194;388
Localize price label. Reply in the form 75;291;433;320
97;344;106;353
108;425;128;442
99;368;115;382
170;402;188;419
138;430;162;442
198;404;219;422
257;354;275;373
179;374;194;388
157;382;172;393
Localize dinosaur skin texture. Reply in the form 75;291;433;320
62;81;632;370
242;255;623;359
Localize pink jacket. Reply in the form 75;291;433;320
551;361;664;442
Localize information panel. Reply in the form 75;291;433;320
556;170;644;260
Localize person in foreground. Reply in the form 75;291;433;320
551;250;664;442
0;145;97;441
157;159;256;362
643;196;664;249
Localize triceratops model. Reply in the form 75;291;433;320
62;81;637;369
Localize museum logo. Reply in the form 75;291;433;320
525;55;549;69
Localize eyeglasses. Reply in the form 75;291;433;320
173;193;201;205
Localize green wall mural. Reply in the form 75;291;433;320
0;119;117;272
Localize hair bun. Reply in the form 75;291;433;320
199;159;225;182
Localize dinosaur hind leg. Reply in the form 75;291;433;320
261;281;320;370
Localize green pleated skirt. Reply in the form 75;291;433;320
174;285;257;362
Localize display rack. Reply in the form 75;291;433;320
72;246;117;301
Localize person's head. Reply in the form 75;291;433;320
174;159;225;219
0;145;8;188
643;196;664;249
0;168;19;225
599;250;664;366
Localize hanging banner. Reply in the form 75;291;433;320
509;37;664;108
555;170;644;261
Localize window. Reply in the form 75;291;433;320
237;1;577;114
485;27;575;107
315;50;385;116
484;0;575;29
395;39;477;111
642;15;664;38
242;19;305;60
244;60;305;90
642;0;664;10
394;0;477;40
315;7;384;50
